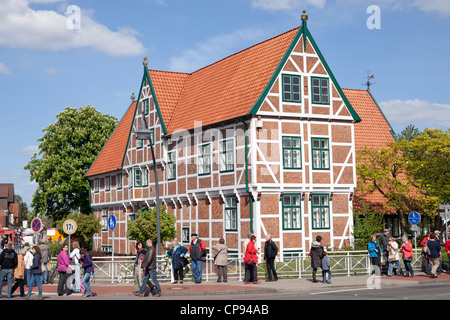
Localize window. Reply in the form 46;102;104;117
312;194;330;229
142;98;149;115
142;168;148;187
198;143;211;175
101;209;108;231
282;74;301;103
148;128;155;146
312;138;330;170
94;178;99;193
105;176;111;191
220;139;234;172
134;167;141;187
311;77;330;104
282;194;301;230
136;137;143;149
224;196;238;231
182;227;190;243
167;151;176;180
283;136;302;169
117;174;122;190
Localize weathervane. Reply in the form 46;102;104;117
363;71;375;91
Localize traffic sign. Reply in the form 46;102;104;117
31;218;42;232
63;219;77;235
408;211;421;225
108;214;117;231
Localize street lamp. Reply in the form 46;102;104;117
134;97;161;256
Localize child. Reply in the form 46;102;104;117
321;249;331;284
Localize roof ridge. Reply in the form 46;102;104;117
188;26;300;75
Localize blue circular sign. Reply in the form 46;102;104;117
108;215;117;231
408;211;421;225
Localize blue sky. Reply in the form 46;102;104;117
0;0;449;206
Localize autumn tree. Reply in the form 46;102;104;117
25;106;118;221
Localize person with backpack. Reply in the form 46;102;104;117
426;232;442;278
0;242;18;298
38;239;51;284
26;245;43;299
189;233;207;284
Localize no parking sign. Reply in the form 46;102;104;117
31;218;43;233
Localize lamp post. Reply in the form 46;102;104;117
134;58;161;255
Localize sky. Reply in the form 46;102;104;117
0;0;449;206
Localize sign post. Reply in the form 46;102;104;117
63;219;77;253
439;205;450;241
31;218;43;244
108;214;117;281
408;211;421;249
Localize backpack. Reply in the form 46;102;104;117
421;241;431;259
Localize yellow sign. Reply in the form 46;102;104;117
63;219;77;235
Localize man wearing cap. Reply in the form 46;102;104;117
380;229;390;274
189;233;206;284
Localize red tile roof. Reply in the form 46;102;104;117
85;101;137;177
342;88;396;209
153;28;299;134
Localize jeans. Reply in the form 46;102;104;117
42;262;49;284
139;269;161;295
388;260;404;276
322;270;331;283
26;269;32;287
191;260;203;283
0;269;13;298
27;273;42;297
82;273;92;295
403;259;414;276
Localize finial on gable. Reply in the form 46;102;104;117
131;92;135;102
143;57;148;67
301;10;308;22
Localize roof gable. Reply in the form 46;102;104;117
85;101;137;177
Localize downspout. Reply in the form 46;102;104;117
240;117;253;234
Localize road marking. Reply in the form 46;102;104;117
310;288;371;295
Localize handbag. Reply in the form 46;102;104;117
247;253;255;266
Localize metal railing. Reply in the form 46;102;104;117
45;249;430;283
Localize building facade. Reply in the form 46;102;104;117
86;16;386;257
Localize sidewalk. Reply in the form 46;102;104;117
18;271;450;298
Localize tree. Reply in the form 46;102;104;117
127;205;177;246
25;106;118;221
352;198;385;249
397;128;450;205
14;195;29;226
356;142;439;233
55;212;101;250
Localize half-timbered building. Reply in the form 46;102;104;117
86;14;393;256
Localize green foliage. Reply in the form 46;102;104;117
352;199;384;249
55;212;102;250
397;128;450;204
127;205;176;245
25;106;118;221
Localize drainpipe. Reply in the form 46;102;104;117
240;117;253;234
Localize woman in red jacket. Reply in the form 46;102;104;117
401;235;414;277
244;236;259;284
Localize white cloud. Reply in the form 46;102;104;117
379;99;450;129
251;0;326;11
17;145;39;156
413;0;450;16
45;67;58;74
0;62;11;74
169;28;267;73
0;0;145;56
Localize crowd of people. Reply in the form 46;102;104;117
369;229;450;278
0;239;95;299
